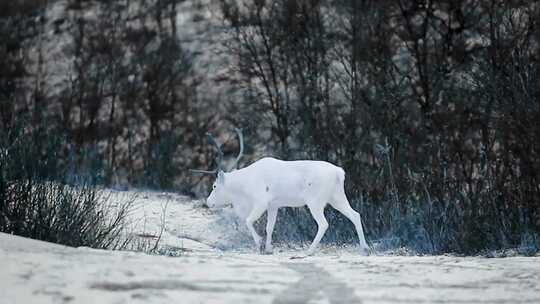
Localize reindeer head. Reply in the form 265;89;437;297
191;128;244;208
207;170;227;207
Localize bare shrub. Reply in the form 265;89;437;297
0;125;132;249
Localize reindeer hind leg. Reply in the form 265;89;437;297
306;204;328;255
331;193;370;255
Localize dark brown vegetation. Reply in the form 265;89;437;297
0;0;210;190
0;124;133;249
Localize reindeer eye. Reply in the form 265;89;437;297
213;184;216;189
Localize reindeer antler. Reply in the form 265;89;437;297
190;132;224;174
229;128;244;171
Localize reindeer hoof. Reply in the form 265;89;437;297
360;247;370;256
263;245;273;255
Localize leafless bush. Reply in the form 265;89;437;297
0;121;133;249
0;180;134;249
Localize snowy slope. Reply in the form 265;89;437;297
2;191;540;304
120;190;253;252
38;0;232;106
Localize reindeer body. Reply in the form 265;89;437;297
234;157;343;205
207;157;369;255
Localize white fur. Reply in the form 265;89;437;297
207;157;369;255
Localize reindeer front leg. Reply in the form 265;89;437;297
265;207;278;253
245;204;267;251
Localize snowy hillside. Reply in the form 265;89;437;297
2;191;540;304
119;190;254;252
38;0;230;102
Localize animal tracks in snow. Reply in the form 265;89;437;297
273;262;362;304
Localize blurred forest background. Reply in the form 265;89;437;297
1;0;540;254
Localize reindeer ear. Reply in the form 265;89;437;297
217;170;225;185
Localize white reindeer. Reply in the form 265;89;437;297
193;129;370;255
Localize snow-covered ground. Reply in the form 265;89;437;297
2;191;540;304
